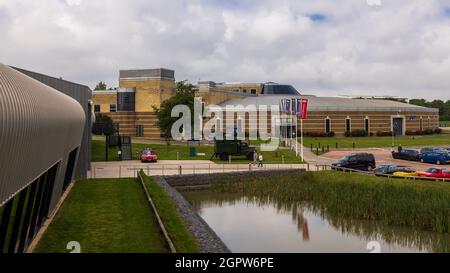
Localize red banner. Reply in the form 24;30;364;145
301;99;309;120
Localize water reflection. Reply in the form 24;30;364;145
183;190;450;253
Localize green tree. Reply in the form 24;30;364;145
153;81;198;145
94;81;107;90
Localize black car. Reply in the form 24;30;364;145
331;153;376;171
374;165;415;176
392;149;420;161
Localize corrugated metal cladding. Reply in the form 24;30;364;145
119;68;175;80
0;63;85;208
11;66;92;181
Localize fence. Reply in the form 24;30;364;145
89;162;310;179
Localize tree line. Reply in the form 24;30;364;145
409;99;450;121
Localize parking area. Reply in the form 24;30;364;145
322;148;445;171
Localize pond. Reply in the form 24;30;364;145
182;190;450;253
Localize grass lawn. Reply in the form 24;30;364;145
140;172;199;253
35;179;169;253
92;139;301;163
302;135;450;149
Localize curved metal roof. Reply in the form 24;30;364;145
0;63;86;206
219;94;439;113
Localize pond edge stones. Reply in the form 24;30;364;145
153;176;231;253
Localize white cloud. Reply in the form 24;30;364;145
0;0;449;99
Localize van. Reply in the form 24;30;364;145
331;153;376;171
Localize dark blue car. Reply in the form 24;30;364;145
420;151;450;165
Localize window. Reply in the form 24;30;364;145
63;148;78;191
136;125;144;137
94;105;100;113
427;117;431;129
364;117;370;133
251;89;257;95
345;117;352;132
420;117;424;131
110;104;117;112
325;117;331;134
243;89;247;93
0;162;59;253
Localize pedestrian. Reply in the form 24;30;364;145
253;151;258;166
258;154;264;168
398;144;403;153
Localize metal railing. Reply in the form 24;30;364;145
89;162;309;179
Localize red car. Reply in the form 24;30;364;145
417;168;450;179
140;149;158;163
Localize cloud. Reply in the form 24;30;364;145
0;0;449;99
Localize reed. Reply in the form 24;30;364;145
212;171;450;234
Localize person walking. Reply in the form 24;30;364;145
398;144;403;153
253;151;258;166
258;154;264;168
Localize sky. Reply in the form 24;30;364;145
0;0;450;100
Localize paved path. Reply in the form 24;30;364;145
89;160;308;179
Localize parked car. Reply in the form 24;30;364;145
420;147;443;154
392;149;421;161
392;171;418;177
331;153;376;171
140;149;158;163
417;168;450;179
374;165;416;176
420;150;450;165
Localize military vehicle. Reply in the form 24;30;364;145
212;139;256;161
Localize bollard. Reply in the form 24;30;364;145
316;147;319;155
327;145;330;152
178;165;182;176
322;146;325;153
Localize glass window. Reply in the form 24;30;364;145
261;85;300;95
345;118;351;132
110;104;117;112
251;89;257;95
94;105;100;113
325;118;331;133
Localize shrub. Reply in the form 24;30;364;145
344;131;351;137
305;131;335;138
424;129;434;135
376;131;393;137
434;128;443;135
405;130;417;136
350;130;368;137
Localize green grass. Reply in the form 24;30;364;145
35;179;169;253
92;139;301;163
302;135;450;149
140;172;199;253
213;171;450;234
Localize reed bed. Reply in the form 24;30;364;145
212;171;450;234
